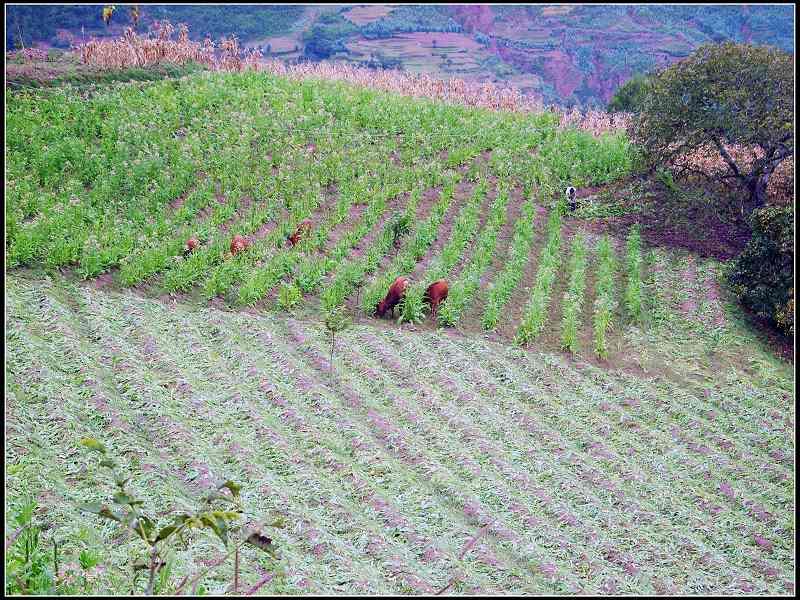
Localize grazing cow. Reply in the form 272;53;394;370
230;234;250;256
565;186;577;212
288;219;313;247
376;276;409;319
423;279;449;319
184;237;200;254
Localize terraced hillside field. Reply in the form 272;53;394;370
6;70;795;595
7;70;632;360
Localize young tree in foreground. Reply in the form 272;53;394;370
633;42;793;214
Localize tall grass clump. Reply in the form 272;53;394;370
560;233;588;353
593;235;618;358
515;207;562;346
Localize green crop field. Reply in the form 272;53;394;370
5;68;795;595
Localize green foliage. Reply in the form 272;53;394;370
361;5;462;39
5;498;59;595
515;207;562;346
302;12;358;60
482;195;537;330
624;225;644;321
728;205;794;336
560;234;588;353
633;42;794;211
437;185;510;327
78;438;262;595
593;236;618;358
397;286;427;325
607;74;653;113
277;283;302;311
387;213;412;247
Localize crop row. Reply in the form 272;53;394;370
437;184;512;326
399;178;490;323
514;207;563;345
624;226;643;321
593;236;618;358
480;194;538;330
560;233;589;353
359;175;462;316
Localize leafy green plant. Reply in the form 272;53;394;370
5;497;60;595
78;438;270;595
728;205;793;337
277;282;302;311
324;306;351;373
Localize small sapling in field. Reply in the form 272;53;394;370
78;438;276;595
324;306;351;375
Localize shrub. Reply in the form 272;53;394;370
728;205;794;337
607;73;652;113
633;42;793;213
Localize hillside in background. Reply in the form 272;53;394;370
6;4;794;107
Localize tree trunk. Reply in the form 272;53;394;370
746;173;770;213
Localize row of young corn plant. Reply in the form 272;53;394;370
436;184;511;327
275;158;437;302
399;178;490;323
560;233;589;354
624;225;644;322
480;192;538;330
162;125;353;296
593;235;618;359
319;171;458;313
237;153;451;308
359;174;462;316
115;177;219;285
514;207;563;346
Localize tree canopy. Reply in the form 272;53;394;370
607;74;653;113
632;42;794;213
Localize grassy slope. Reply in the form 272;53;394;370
6;267;794;595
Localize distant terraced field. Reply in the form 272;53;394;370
6;69;795;595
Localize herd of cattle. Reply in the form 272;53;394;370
182;219;448;320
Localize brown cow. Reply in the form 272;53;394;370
376;276;409;319
184;237;200;254
423;279;449;319
288;219;313;247
230;234;250;256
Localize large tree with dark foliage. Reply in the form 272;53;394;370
632;42;793;215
